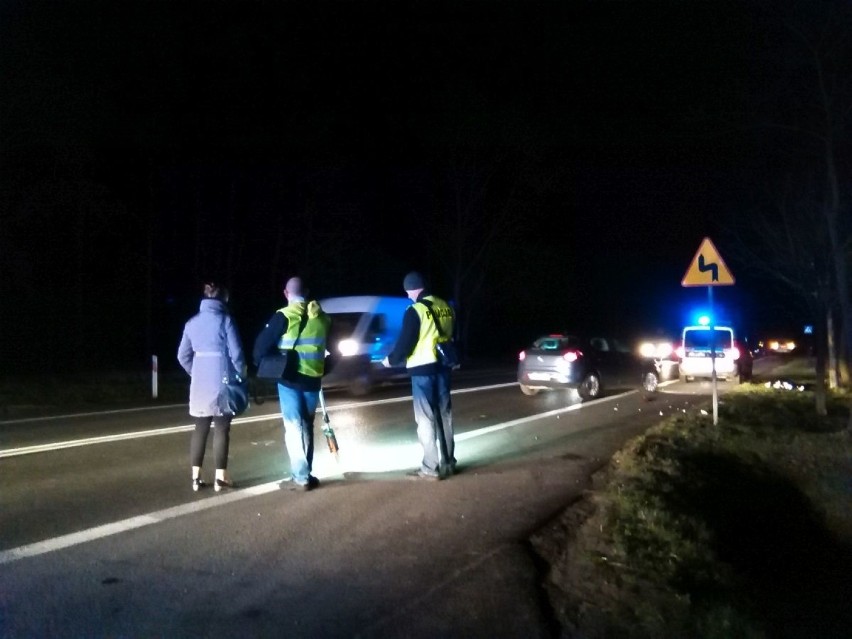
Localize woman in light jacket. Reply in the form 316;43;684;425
178;282;246;491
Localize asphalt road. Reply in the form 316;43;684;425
0;367;759;638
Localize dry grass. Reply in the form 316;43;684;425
0;371;188;419
533;385;852;638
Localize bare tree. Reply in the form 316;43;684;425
726;180;834;414
408;150;526;357
726;1;852;418
759;1;852;387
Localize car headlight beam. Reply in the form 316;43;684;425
337;338;359;357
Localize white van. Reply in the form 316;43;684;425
319;296;412;394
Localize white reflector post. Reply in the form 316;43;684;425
152;354;159;399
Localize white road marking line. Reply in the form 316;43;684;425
457;399;586;440
0;381;518;426
0;481;282;565
0;403;185;424
0;383;519;459
0;384;676;565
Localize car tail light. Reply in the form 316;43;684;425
519;351;526;361
726;346;740;360
563;350;580;362
675;345;685;359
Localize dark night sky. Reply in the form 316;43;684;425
2;0;848;373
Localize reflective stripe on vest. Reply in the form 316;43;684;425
276;303;330;377
406;296;453;368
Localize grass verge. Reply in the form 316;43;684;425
532;385;852;638
0;372;189;419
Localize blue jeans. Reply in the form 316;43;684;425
411;369;454;475
277;383;319;484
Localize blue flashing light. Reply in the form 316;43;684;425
698;315;711;326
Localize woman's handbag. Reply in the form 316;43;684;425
220;375;249;416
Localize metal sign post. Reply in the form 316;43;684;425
708;287;718;425
682;237;735;426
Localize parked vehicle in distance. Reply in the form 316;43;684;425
637;336;679;381
675;325;752;383
320;296;412;395
517;333;660;400
764;338;797;354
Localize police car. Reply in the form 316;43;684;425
675;324;752;383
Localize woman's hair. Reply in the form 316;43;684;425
202;281;228;301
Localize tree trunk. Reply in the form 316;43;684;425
820;107;851;388
814;297;828;416
824;179;852;390
827;312;839;389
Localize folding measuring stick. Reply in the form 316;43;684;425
318;389;339;454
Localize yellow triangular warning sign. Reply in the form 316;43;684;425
682;237;735;287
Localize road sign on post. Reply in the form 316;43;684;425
682;237;735;287
681;237;735;426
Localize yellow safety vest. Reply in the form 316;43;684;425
407;296;454;368
276;301;330;378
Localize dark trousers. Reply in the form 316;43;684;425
190;415;232;469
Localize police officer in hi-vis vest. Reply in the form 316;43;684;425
383;271;457;480
253;277;331;491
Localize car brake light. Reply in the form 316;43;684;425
563;351;580;362
519;351;526;361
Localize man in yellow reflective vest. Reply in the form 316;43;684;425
383;271;457;480
253;276;331;491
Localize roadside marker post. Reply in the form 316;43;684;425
152;355;158;399
682;237;735;425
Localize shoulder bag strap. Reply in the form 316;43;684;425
220;316;230;381
290;307;309;349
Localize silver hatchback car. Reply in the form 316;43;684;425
517;334;660;400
